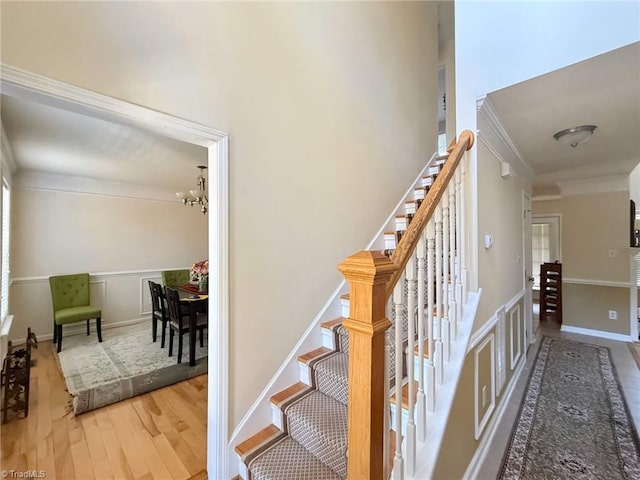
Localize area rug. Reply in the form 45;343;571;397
499;336;640;479
56;322;207;415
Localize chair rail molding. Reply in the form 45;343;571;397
0;63;230;479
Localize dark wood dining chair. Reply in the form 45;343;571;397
148;281;169;347
164;287;207;364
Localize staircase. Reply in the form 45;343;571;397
234;131;475;480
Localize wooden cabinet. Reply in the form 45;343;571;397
540;262;562;323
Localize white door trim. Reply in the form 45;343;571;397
523;191;533;346
0;64;230;479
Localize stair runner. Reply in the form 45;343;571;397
236;155;446;480
238;317;408;480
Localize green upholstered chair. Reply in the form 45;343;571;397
161;269;190;288
49;273;102;353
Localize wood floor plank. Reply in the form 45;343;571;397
52;416;75;480
134;429;174;480
152;433;191;480
0;340;208;480
70;438;96;480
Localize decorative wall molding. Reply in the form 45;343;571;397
563;277;633;288
557;175;629;197
509;304;521;370
463;351;527;480
474;332;495;440
560;325;633;342
140;275;162;316
496;306;506;393
476;95;535;183
11;267;189;285
14;170;178;203
468;288;525;351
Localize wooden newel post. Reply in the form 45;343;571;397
338;250;398;480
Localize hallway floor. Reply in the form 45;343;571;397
476;319;640;479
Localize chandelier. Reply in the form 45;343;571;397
176;165;208;214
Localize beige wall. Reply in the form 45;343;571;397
1;2;440;429
533;192;630;281
563;283;630;335
475;140;528;328
533;192;632;335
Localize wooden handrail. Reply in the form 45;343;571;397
385;130;474;298
338;130;474;480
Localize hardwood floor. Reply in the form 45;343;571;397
1;341;208;480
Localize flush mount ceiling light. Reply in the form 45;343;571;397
176;165;208;214
553;125;597;148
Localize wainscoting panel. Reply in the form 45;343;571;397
509;304;521;371
474;333;495;440
8;269;177;342
496;306;506;393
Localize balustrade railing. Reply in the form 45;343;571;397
338;130;474;479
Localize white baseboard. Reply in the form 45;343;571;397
463;352;527;480
560;325;632;342
10;316;149;346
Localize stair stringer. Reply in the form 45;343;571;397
227;151;439;476
402;289;482;480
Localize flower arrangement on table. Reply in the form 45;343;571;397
190;259;209;292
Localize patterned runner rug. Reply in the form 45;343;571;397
55;322;207;414
499;336;640;479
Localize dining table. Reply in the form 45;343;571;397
177;284;208;366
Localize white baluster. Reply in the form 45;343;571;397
405;252;417;476
393;275;404;480
384;329;391;480
442;193;450;363
416;234;427;440
426;219;436;412
460;155;468;305
454;167;463;328
434;204;443;386
448;182;457;341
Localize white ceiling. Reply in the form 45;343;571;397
486;41;640;193
1;93;207;191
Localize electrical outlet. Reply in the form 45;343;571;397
609;310;617;320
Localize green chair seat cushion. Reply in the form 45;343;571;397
54;306;102;325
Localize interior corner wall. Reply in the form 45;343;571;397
474;141;526;330
1;2;439;429
533;192;631;335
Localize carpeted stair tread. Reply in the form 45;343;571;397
248;436;343;480
314;352;349;405
285;390;348;478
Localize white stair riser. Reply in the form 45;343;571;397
341;298;350;318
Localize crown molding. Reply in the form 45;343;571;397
14;169;179;202
557;175;629;197
476;96;535;182
0;63;227;147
